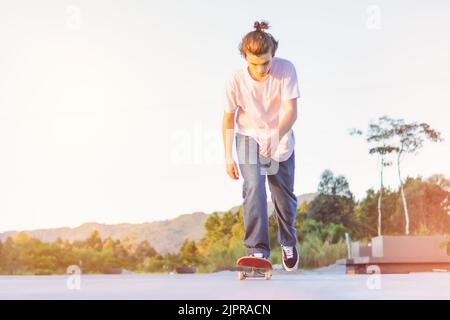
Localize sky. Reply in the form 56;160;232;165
0;0;449;232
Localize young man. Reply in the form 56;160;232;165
222;20;300;271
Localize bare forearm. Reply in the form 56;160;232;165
277;107;297;139
222;117;235;162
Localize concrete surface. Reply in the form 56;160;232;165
1;265;449;300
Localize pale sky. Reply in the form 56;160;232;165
1;0;449;232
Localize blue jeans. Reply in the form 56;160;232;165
235;133;298;258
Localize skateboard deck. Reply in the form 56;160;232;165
236;256;272;280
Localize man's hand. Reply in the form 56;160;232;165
259;98;297;157
259;131;280;158
226;158;240;180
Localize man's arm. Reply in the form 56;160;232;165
259;98;297;158
278;98;298;139
222;111;235;163
222;111;239;180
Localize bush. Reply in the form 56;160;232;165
204;239;246;272
299;234;347;269
138;255;165;273
298;219;348;244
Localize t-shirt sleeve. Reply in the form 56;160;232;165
225;77;238;114
281;62;300;101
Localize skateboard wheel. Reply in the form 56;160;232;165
238;271;246;280
264;272;271;280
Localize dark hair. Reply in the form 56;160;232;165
238;20;279;58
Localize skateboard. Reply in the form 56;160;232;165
236;256;272;280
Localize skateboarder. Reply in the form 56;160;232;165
222;20;300;271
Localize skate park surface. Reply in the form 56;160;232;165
1;264;449;300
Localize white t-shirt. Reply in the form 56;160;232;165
225;57;300;162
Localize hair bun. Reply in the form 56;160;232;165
254;20;270;32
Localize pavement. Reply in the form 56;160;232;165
1;265;449;300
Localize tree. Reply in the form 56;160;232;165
219;211;237;236
202;212;222;247
201;210;239;249
294;201;309;238
179;239;201;266
111;239;131;268
308;170;357;231
163;252;182;272
84;229;103;250
355;175;450;236
102;237;114;251
1;238;19;274
351;116;397;236
268;215;278;250
134;240;158;264
141;255;165;273
318;169;353;198
356;188;399;237
399;175;450;234
229;207;245;248
297;218;348;244
0;241;3;273
0;231;166;275
200;209;247;270
353;116;443;235
388;118;443;235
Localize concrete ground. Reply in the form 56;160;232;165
1;265;449;300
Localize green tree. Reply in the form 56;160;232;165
308;170;357;230
111;239;131;268
179;239;201;266
355;175;450;237
140;254;165;273
202;210;239;249
163;252;182;272
0;241;3;273
229;207;245;248
385;117;443;235
268;215;278;250
84;229;103;250
398;175;450;234
1;237;19;274
202;212;222;247
351;116;397;236
318;169;352;198
356;187;399;237
200;208;246;270
294;201;309;233
134;240;158;264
